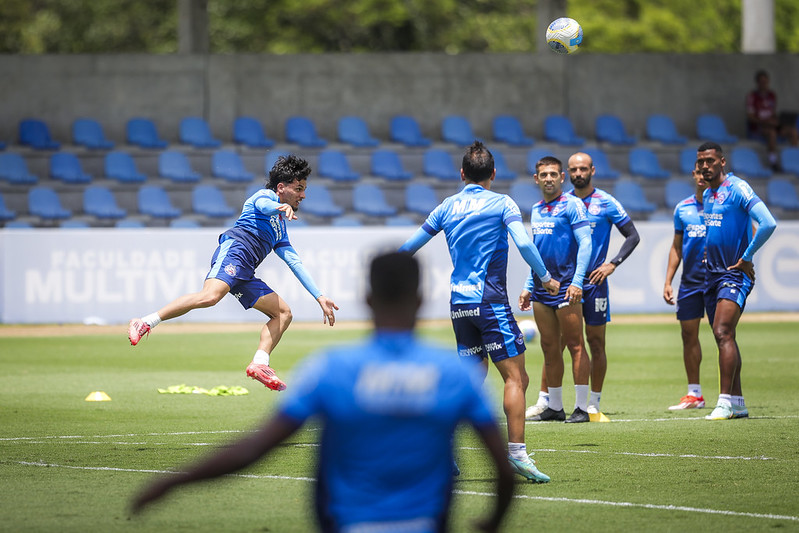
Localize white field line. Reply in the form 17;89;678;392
458;447;774;461
12;461;799;523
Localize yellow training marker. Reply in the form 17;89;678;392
85;391;111;402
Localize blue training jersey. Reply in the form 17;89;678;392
529;193;591;285
703;173;761;274
421;183;524;304
222;188;290;265
280;330;496;530
673;194;706;289
567;188;631;272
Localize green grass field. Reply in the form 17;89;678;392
1;317;798;532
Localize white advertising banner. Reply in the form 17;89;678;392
1;222;798;324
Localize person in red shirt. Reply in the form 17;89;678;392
746;70;799;170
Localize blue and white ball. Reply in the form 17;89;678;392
518;319;538;342
546;17;583;55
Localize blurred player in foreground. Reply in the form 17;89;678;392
519;156;592;424
697;142;777;420
400;141;558;483
127;155;338;391
663;165;709;410
132;252;515;533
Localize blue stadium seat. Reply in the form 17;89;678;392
611;180;656;214
83;185;127;219
595;114;636;145
137;185;182;218
19;118;61;150
583;148;621;180
264;150;291;174
232;117;275;148
696;114;737;144
0;193;16;221
60;219;90;229
126;118;168;149
781;147;799;177
50;153;92;184
104;151;147;183
628;147;670;180
509;182;543;212
664;178;695;208
352;183;397;217
212;150;255;182
331;216;363;227
441;115;476;146
72;118;114;150
492;115;534;146
370;149;412;181
301;185;344;217
285;116;327;147
730;147;772;179
767;178;799;210
679;148;697;174
423;149;460;180
526;149;555;175
317;150;360;182
544;115;585;146
180;117;222;148
389;116;431;147
192;185;236;218
169;217;202;228
385;215;417;226
28;187;72;220
0;153;38;184
158;151;202;183
646;114;687;145
492;149;517;180
338;116;380;147
405;183;439;216
116;218;146;229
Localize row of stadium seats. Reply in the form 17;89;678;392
3;173;799;229
7;112;791;151
3;144;799;188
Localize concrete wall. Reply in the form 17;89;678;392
0;53;797;145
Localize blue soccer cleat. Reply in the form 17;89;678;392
508;454;550;483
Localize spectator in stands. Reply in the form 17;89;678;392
746;69;799;170
127;155;339;392
663;164;709;411
132;252;515;533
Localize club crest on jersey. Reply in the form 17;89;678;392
551;205;562;216
588;203;601;216
225;264;237;276
714;192;727;204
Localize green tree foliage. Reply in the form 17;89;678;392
0;0;798;54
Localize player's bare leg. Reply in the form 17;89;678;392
556;304;590;422
706;299;748;419
669;317;705;410
494;354;529;444
527;303;566;421
585;323;607;416
246;292;293;391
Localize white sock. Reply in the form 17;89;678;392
731;395;746;408
508;442;528;461
717;394;732;407
547;387;563;411
252;349;270;366
575;385;589;411
536;390;549;407
143;313;161;328
688;384;702;398
589;391;601;410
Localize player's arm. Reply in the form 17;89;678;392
729;201;778;280
255;195;297;221
589;220;640;285
663;232;684;305
399;224;436;255
471;421;515;533
565;224;592;304
275;244;339;325
132;414;302;514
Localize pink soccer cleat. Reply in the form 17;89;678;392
128;318;151;346
668;395;705;410
246;363;287;391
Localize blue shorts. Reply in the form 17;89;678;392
207;239;274;310
531;281;574;310
582;281;610;326
450;302;526;363
704;270;753;326
676;284;706;321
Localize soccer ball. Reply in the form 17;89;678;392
518;319;538;342
546;17;583;54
